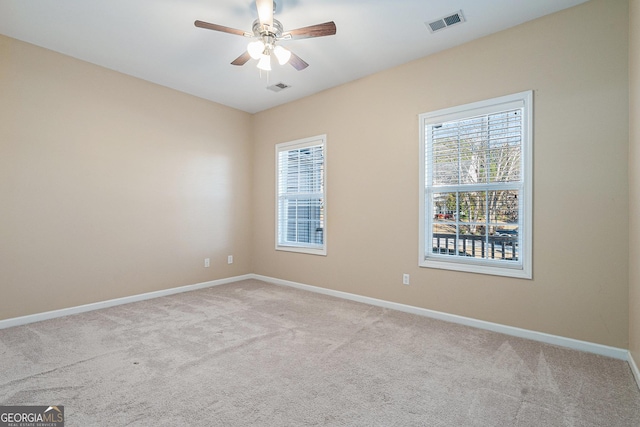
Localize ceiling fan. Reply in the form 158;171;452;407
195;0;336;71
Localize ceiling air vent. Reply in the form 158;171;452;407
426;10;465;33
267;82;291;92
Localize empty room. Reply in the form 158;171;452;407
1;0;640;425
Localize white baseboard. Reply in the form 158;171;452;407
629;351;640;390
0;273;630;363
250;274;629;361
0;274;253;330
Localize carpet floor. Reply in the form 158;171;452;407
1;279;639;426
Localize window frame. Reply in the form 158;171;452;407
275;134;327;256
418;91;532;279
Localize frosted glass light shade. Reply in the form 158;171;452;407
257;54;272;71
247;40;265;60
273;46;291;65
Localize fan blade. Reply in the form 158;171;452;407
194;20;247;37
288;51;309;71
231;51;252;66
256;0;274;28
284;21;336;40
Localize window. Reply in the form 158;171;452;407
276;135;326;255
419;91;532;278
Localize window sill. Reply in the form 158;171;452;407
420;258;531;279
276;245;327;256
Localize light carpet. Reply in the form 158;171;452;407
1;279;639;426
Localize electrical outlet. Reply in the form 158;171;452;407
403;274;410;285
227;255;233;264
204;258;210;268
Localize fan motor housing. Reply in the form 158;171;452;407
252;18;284;39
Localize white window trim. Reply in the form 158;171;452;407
418;91;533;279
275;135;327;256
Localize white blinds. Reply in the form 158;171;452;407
428;109;522;187
277;141;325;248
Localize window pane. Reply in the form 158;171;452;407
433;192;457;221
430;190;521;261
279;146;324;195
430;109;522;186
487;190;519;226
280;198;323;245
491;227;518;261
457;226;486;260
429;189;521;262
432;223;456;255
458;191;487;223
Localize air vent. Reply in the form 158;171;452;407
267;82;291;92
426;10;465;33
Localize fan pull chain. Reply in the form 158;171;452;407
259;69;270;86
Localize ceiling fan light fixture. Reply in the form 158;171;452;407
273;45;291;65
257;53;272;71
247;40;265;60
195;0;337;73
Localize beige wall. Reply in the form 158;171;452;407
0;36;253;319
252;0;630;348
630;0;640;362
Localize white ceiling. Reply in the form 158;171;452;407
0;0;589;114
